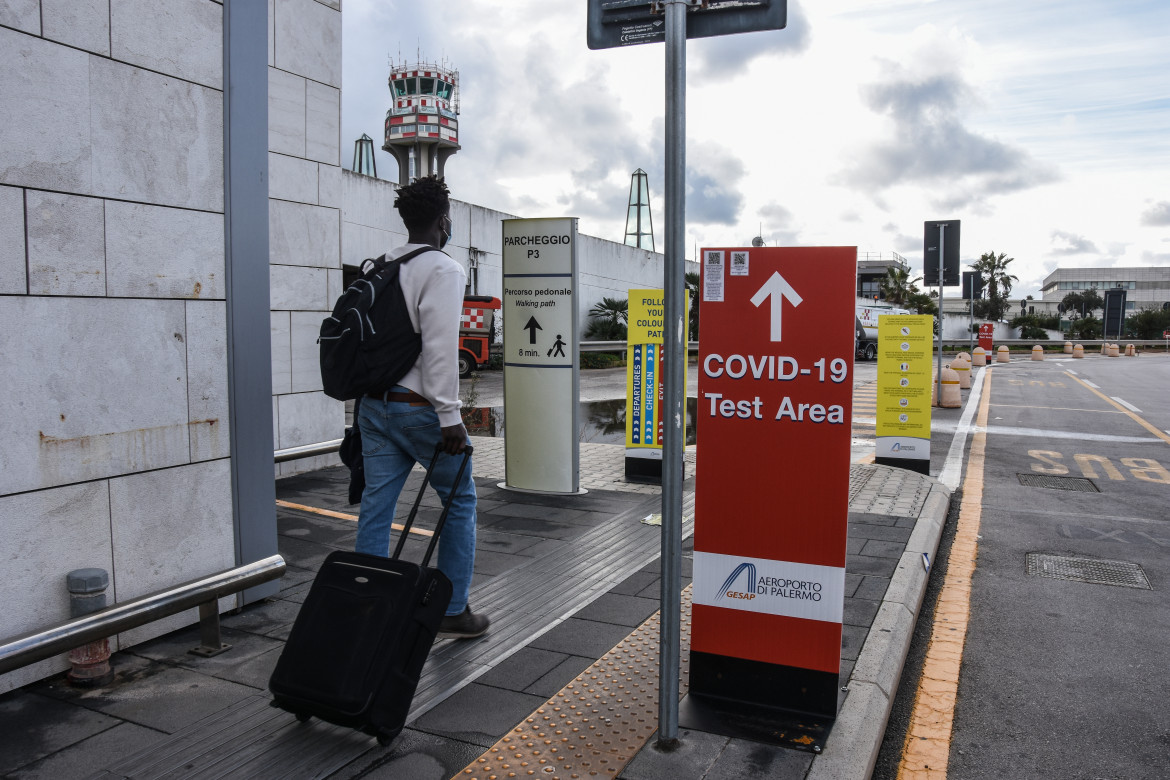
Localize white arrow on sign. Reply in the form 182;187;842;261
750;271;803;342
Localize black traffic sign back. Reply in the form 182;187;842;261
587;0;787;49
923;220;960;287
962;270;983;300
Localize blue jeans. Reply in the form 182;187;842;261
355;390;476;616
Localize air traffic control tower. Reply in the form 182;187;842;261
383;60;460;185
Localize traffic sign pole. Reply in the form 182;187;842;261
658;0;687;749
937;225;945;403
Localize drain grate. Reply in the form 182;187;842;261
1026;553;1151;589
1017;473;1100;492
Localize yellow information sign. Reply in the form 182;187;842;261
875;314;933;474
624;290;688;481
626;289;667;449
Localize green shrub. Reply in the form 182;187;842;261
580;351;624;369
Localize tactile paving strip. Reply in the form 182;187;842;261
459;586;694;780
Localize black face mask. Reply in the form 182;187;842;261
439;215;452;249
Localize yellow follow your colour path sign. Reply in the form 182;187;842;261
875;314;933;475
625;288;687;483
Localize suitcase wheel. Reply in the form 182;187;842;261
376;733;392;746
295;712;311;723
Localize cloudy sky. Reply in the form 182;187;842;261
341;0;1169;297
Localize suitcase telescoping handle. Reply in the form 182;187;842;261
391;444;474;567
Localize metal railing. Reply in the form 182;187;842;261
0;555;286;675
274;438;343;463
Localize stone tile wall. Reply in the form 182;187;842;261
0;0;234;694
269;0;345;477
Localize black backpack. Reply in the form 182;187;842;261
319;247;435;401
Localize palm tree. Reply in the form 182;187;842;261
685;272;700;341
589;296;628;325
972;251;1019;320
878;267;921;306
585;296;628;340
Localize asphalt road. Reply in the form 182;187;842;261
877;353;1170;779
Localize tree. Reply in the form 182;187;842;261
1124;305;1170;339
1060;288;1103;320
905;291;938;317
1010;314;1051;340
584;296;628;340
1069;315;1102;341
972;251;1019;321
685;271;700;341
879;266;920;306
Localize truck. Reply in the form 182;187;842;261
458;295;501;377
855;301;911;360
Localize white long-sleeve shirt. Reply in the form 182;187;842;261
389;243;466;427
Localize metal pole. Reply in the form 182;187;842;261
658;0;686;750
968;282;974;355
936;225;945;401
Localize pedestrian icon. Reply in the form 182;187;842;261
548;334;566;358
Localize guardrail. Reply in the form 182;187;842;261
0;555;286;675
938;339;1170;348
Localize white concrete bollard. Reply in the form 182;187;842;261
936;368;962;408
1125;344;1136;356
1108;343;1120;357
1064;341;1073;354
1031;345;1044;361
997;345;1010;363
1072;344;1084;359
972;347;987;367
950;356;971;389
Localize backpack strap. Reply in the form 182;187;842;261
359;246;443;276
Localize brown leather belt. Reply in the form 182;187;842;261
367;389;431;406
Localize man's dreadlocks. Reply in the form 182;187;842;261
394;175;450;232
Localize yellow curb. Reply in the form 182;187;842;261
897;368;994;779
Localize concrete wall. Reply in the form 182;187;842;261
0;0;233;693
268;0;345;477
340;169;698;335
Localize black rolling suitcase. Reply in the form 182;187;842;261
269;445;472;744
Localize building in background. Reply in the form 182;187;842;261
1040;266;1170;313
352;133;378;177
623;168;655;251
856;252;910;301
382;59;460;185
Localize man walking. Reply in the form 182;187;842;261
355;175;488;640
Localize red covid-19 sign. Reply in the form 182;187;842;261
690;246;856;721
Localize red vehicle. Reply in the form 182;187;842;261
458;295;501;377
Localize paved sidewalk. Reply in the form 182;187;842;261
0;439;949;780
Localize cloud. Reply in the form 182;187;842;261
689;0;811;81
838;46;1058;211
758;202;795;225
1140;200;1170;226
685;143;746;225
1049;230;1099;256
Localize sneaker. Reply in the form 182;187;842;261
438;607;490;639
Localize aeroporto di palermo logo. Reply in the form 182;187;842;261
712;562;826;603
714;562;758;601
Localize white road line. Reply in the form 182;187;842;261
938;365;986;491
1067;368;1078;375
976;425;1155;443
1082;379;1101;388
1111;396;1143;413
